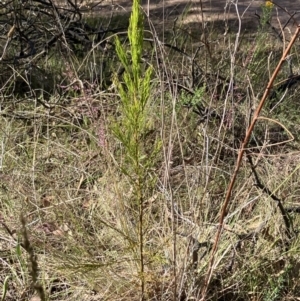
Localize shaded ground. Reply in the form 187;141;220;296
95;0;299;30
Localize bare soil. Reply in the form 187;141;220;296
94;0;299;31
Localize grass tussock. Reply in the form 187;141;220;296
1;0;300;300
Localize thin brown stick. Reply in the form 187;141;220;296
200;25;300;300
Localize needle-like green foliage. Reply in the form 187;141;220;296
113;0;158;299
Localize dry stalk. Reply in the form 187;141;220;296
200;24;300;300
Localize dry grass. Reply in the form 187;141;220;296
1;1;300;301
